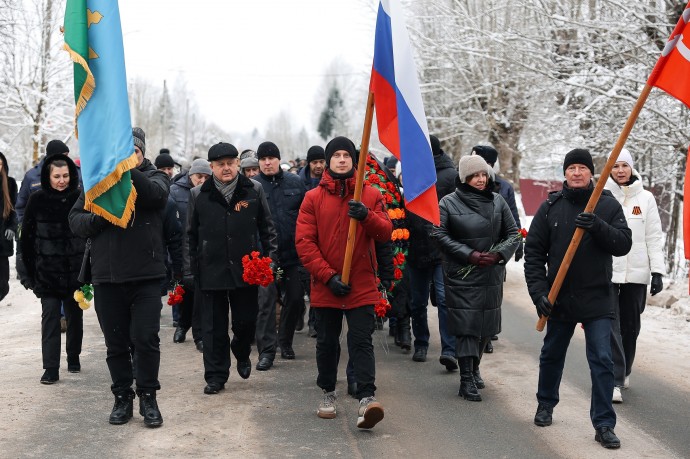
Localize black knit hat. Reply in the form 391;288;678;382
324;136;358;168
387;156;399;170
257;141;281;160
306;146;325;164
208;142;239;161
563;148;594;175
132;127;146;154
430;135;442;156
472;145;498;166
154;153;175;169
46;139;69;157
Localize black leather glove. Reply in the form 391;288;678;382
478;252;501;267
650;273;663;296
536;296;552;318
347;200;368;221
514;242;523;262
380;279;392;291
574;212;600;232
327;274;351;296
468;251;482;266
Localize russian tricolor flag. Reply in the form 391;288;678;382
370;0;439;225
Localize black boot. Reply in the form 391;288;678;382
109;391;134;425
173;326;188;343
40;368;59;385
458;357;481;401
473;358;485;389
397;316;411;352
138;391;163;427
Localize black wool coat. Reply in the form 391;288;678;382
524;184;632;322
186;173;278;291
20;154;85;297
69;159;170;284
433;183;518;338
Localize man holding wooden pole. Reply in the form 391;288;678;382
524;149;632;449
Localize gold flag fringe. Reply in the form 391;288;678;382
63;42;95;138
84;153;139;228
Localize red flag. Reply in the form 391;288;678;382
647;3;690;267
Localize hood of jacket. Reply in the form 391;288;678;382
172;170;193;190
40;154;80;195
605;170;643;201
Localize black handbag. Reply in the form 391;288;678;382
78;238;92;284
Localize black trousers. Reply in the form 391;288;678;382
314;305;376;399
255;283;278;359
94;280;162;394
178;281;202;342
41;296;83;369
615;283;647;376
277;265;305;349
201;287;258;385
0;256;9;302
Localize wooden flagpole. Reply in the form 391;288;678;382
342;91;376;284
536;83;653;332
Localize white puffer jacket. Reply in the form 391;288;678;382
605;172;665;284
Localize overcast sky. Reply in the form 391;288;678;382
118;0;377;135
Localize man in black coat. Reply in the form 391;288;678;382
253;141;307;370
186;142;277;394
69;127;169;428
524;149;632;449
404;135;458;371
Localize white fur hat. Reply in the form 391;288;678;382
614;148;634;170
458;155;491;183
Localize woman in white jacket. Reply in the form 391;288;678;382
605;149;665;402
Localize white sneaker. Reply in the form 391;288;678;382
317;391;337;419
356;396;384;429
612;386;623;403
624;375;630;389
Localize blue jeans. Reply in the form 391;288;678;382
407;264;455;356
537;318;616;429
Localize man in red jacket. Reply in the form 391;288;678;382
296;136;392;429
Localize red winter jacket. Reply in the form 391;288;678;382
296;169;392;309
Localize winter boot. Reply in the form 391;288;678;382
458;357;481;401
138;391;163;427
396;316;411;352
109;391;135;425
40;368;59;385
473;357;485;389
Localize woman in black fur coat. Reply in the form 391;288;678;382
20;154;85;384
0;152;18;302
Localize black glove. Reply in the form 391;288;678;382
514;242;523;262
536;296;552;318
347;200;368;221
650;273;663;296
380;279;392;291
20;277;34;290
173;272;183;283
327;274;351;296
478;252;501;267
467;251;482;266
574;212;600;232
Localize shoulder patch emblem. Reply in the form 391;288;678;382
631;206;642;216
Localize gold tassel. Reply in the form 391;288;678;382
84;153;139;228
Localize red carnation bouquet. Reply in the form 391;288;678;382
167;283;185;306
242;251;275;287
375;289;392;318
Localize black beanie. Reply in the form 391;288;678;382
324;136;358;168
46;140;69;157
387;156;399;170
154;153;175;169
563;148;594;175
132;127;146;155
430;135;442;156
306;145;325;164
472;145;498;166
257;141;281;160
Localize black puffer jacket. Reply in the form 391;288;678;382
68;159;170;284
253;169;306;268
524;184;632;322
433;183;518;338
187;173;278;291
0;151;18;257
20;154;85;297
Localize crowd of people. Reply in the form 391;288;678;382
0;131;665;448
